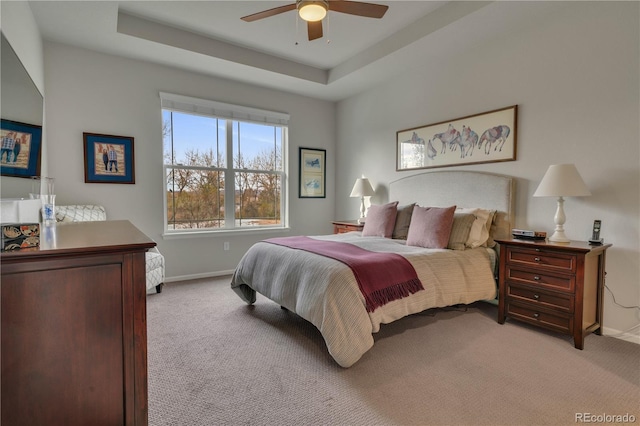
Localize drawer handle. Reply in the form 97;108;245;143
533;276;541;281
533;313;540;319
535;248;541;252
533;294;540;300
534;257;541;262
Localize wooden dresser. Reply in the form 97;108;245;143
1;220;155;426
332;220;364;234
496;238;611;349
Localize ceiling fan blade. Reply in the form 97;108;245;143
328;1;388;18
307;20;323;41
241;4;296;22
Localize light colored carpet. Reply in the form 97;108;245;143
147;277;639;426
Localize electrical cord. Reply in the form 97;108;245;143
605;284;640;310
603;284;640;338
603;323;640;338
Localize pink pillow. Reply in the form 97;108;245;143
406;205;457;249
362;201;399;238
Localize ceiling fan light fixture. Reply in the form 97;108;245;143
298;1;328;22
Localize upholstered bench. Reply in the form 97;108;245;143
56;204;165;293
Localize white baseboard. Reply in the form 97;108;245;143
165;270;235;283
602;326;640;345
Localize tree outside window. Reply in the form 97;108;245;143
163;109;286;232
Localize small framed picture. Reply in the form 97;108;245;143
1;119;42;178
299;147;326;198
83;132;135;184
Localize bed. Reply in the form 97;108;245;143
231;171;514;367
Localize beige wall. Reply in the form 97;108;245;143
43;42;336;279
335;1;639;340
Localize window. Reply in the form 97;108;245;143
161;93;288;233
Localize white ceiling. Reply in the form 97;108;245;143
27;1;558;101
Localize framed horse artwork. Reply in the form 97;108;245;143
396;105;517;171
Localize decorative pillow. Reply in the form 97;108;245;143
362;201;399;238
406;205;456;249
392;203;416;240
485;213;499;248
456;207;495;248
55;205;107;222
447;213;476;250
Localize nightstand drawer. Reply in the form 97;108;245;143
506;247;576;273
334;225;353;234
332;221;364;234
506;301;573;333
497;238;611;350
508;284;574;313
506;268;575;292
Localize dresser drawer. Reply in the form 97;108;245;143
508;283;574;313
506;247;576;273
505;267;575;292
506;301;573;334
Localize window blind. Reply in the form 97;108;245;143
160;92;289;126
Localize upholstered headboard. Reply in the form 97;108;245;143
389;171;515;241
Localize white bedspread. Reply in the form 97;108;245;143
231;232;497;367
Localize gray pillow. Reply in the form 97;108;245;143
392;203;416;240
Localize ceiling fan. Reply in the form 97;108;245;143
241;1;389;41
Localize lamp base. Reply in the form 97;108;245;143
358;197;367;225
548;230;570;243
548;196;570;243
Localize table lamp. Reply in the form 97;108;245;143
350;176;375;224
533;164;591;242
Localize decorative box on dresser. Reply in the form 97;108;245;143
332;220;364;234
496;238;611;349
1;220;155;426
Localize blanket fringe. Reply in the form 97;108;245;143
365;278;424;312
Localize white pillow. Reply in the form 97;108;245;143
456;207;495;248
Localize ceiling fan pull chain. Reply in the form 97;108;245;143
295;11;300;45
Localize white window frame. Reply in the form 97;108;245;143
160;92;289;237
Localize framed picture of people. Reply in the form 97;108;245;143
1;119;42;178
83;132;135;184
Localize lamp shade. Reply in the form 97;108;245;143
350;177;375;198
533;164;591;197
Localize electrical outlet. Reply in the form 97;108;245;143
223;241;230;251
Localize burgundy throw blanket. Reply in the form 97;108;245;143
264;236;423;312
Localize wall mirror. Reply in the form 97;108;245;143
0;31;44;198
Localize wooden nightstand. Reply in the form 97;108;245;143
332;220;364;234
496;238;611;349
